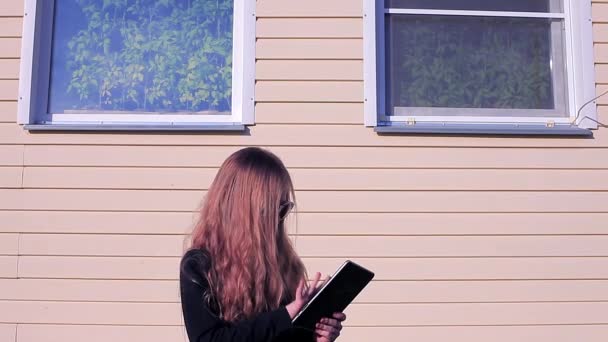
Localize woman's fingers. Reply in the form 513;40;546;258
316;322;341;333
320;275;332;287
295;278;306;302
332;312;347;321
308;272;321;296
286;278;310;320
319;317;341;329
316;318;342;341
315;326;340;340
315;312;345;339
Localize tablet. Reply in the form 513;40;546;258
292;260;374;331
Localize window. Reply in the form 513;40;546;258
364;0;597;135
18;0;255;130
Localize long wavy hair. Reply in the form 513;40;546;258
188;147;306;322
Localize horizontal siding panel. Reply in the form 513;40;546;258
0;211;197;234
298;212;608;235
371;302;608;326
17;325;182;342
15;325;608;342
0;145;22;165
364;280;608;303
596;26;608;43
19;234;608;258
257;39;362;59
6;123;608;147
0;324;15;342
256;0;362;17
0;38;20;58
598;84;608;104
3;211;608;235
0;279;179;302
256;18;361;38
18;256;608;280
21;167;216;190
298;236;608;257
306;257;608;281
0;301;181;325
593;3;608;22
0;59;19;79
597;63;608;83
0;1;23;16
596;44;608;64
255;103;362;124
340;302;608;326
0;234;18;255
256;81;362;102
0;166;21;188
296;191;608;213
1;301;607;326
289;169;608;191
18;256;181;280
24;145;242;167
0;18;21;37
256;60;362;81
19;234;186;257
338;325;608;341
22;167;608;191
0;80;17;100
0;101;17;123
0;188;201;212
0;256;17;278
23;145;608;168
3;279;608;303
3;189;608;212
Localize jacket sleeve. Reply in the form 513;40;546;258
180;249;294;342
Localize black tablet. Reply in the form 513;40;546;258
292;260;374;331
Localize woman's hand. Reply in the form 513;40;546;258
286;272;325;319
315;312;346;341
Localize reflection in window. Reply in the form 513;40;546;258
48;0;234;114
386;15;568;117
386;0;562;13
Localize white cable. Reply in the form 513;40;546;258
573;89;608;127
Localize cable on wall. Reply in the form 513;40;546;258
573;89;608;128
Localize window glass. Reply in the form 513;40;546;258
386;0;563;13
386;15;568;117
48;0;234;115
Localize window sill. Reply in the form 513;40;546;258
23;123;246;132
374;123;593;137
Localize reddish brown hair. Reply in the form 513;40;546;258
189;147;306;321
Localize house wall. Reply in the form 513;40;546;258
1;0;608;341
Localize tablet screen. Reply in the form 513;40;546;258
292;260;374;331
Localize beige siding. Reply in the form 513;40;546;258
0;18;22;38
16;255;608;280
0;325;16;342
0;256;17;278
3;278;608;303
19;167;608;190
3;301;608;326
14;234;608;257
0;0;608;341
12;325;608;342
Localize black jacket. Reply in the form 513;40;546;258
180;249;314;342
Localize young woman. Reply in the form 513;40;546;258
180;147;346;342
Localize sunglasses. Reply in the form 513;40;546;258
278;201;295;220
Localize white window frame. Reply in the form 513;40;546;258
363;0;598;131
18;0;256;128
